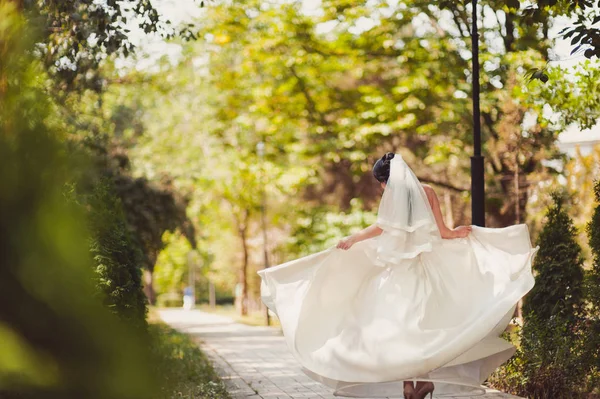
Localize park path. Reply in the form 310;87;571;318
157;309;524;399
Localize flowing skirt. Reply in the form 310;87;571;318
258;224;538;397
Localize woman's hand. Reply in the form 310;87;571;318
441;225;472;239
336;236;356;250
336;225;383;250
451;225;472;238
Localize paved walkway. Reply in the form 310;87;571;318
158;309;524;399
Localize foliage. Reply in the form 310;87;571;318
484;75;563;225
534;62;600;130
562;145;600;258
153;230;227;305
12;3;202;318
480;0;600;84
519;192;588;398
78;127;197;305
83;176;148;328
154;231;194;298
108;147;197;274
197;0;568;227
526;145;600;253
21;0;200;93
490;181;600;398
19;0;201;294
0;5;154;396
101;0;600;318
284;199;377;258
523;192;585;322
519;313;589;398
486;335;527;395
149;323;231;399
156;293;184;308
528;0;600;60
584;180;600;388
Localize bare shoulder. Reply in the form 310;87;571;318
421;184;434;195
421;184;435;206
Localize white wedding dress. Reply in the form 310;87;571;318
258;155;538;398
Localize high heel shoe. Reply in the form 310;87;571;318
416;381;434;399
403;381;416;399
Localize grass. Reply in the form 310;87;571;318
149;322;231;399
145;304;278;398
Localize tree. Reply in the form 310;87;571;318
98;142;197;305
585;180;600;388
534;64;600;130
153;231;194;300
91;0;599;319
84;176;149;328
208;154;265;316
96;0;594;318
520;191;587;398
198;0;568;227
523;192;585;321
524;0;600;60
99;54;297;316
56;78;199;307
15;0;199;93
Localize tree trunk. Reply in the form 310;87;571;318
143;269;156;305
209;281;216;309
238;212;250;316
489;169;529;227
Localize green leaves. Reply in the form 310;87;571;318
24;0;202;93
524;191;585;323
0;7;156;396
519;191;588;397
584;180;600;375
89;0;599;326
525;67;549;83
84;177;148;327
535;63;600;130
519;1;600;60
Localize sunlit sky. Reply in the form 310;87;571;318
123;0;600;146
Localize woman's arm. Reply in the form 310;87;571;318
337;184;471;250
421;184;471;239
336;224;382;250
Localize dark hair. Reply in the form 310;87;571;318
372;152;395;183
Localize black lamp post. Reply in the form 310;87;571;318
471;0;485;227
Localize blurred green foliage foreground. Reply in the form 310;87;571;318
0;4;226;398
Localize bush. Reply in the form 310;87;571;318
489;189;600;398
156;293;184;308
486;334;527;394
83;177;148;328
522;192;585;323
520;192;587;398
215;296;235;306
585;180;600;391
520;313;588;398
0;6;155;397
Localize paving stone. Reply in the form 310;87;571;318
158;309;524;399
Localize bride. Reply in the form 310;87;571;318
258;152;538;398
